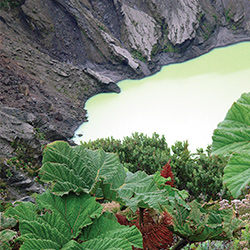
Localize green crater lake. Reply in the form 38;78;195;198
74;42;250;152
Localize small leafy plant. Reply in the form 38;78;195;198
170;142;230;201
0;212;17;250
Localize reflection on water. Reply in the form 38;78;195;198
74;42;250;152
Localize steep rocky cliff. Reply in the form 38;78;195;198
0;0;250;199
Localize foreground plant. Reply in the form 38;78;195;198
3;141;244;249
212;92;250;198
4;191;142;250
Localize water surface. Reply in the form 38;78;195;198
74;42;250;152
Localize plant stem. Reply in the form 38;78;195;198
139;207;145;227
171;238;189;250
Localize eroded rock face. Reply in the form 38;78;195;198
121;3;161;60
151;0;201;45
1;0;250;156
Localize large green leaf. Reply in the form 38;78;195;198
79;212;143;249
40;141;127;196
102;171;169;212
212;92;250;197
0;229;17;250
80;238;131;250
223;152;250;198
36;191;103;238
4;191;142;249
0;229;17;241
40;141;172;212
4;191;103;249
212;92;250;156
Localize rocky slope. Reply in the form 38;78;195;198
1;0;250;200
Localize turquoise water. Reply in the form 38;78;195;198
74;42;250;152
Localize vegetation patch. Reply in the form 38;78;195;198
2;140;245;249
0;0;23;10
82;133;230;202
131;49;147;62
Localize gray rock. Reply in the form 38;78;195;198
0;108;44;160
121;3;161;60
0;106;36;124
100;31;140;71
54;112;63;121
0;158;45;202
152;0;201;45
0;113;32;142
83;68;115;85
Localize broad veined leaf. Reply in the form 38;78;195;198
80;238;131;250
18;239;61;250
0;229;17;241
0;229;17;250
4;191;141;250
18;220;69;247
212;92;250;197
40;142;171;212
4;191;103;249
60;240;127;250
35;191;103;238
102;171;169;212
60;240;82;250
212;92;250;156
21;240;82;250
40;141;127;196
223;152;250;198
4;202;40;223
79;212;143;249
153;171;171;189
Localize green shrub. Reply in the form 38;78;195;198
170;141;230;201
82;132;171;175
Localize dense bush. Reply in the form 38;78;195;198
82;132;171;174
170;141;230;201
82;133;230;201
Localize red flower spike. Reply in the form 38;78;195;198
116;210;174;250
160;160;175;187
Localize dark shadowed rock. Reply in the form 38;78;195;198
54;111;63;121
